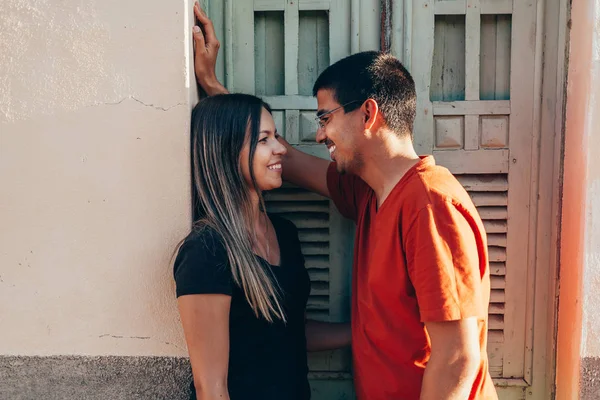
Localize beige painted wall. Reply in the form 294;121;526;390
579;0;600;360
0;0;195;356
557;0;600;397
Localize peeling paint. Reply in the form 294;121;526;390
380;0;392;52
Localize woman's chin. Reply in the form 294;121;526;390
259;178;283;192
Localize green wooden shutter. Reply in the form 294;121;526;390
265;185;354;372
397;0;538;394
456;174;508;378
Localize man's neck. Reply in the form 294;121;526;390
355;136;420;208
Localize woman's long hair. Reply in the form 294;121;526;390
188;94;285;322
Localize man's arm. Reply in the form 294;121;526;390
305;318;351;352
280;138;331;198
404;201;488;399
420;318;481;399
192;2;228;96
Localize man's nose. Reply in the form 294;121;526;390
315;126;326;144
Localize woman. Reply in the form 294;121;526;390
174;94;350;400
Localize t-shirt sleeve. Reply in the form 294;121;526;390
326;162;370;221
405;201;485;322
173;230;233;298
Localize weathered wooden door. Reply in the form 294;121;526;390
203;0;551;399
398;1;543;399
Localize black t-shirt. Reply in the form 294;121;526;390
173;215;311;400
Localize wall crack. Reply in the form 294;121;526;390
99;334;151;340
88;96;184;111
98;334;183;350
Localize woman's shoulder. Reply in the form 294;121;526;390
173;223;233;297
183;223;225;251
175;224;227;270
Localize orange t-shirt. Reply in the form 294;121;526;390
327;156;497;400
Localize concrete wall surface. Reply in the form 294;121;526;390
0;0;195;396
557;0;600;399
0;356;192;399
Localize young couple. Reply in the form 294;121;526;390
173;3;498;400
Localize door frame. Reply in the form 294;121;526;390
526;0;570;398
385;0;569;398
199;0;570;397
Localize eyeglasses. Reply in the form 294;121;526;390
314;100;362;129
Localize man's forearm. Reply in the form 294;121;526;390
280;137;331;198
305;320;351;352
199;79;229;96
420;354;479;400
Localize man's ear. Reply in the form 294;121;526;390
363;99;379;131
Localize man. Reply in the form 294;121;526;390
192;4;497;399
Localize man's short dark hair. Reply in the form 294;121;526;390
313;51;417;138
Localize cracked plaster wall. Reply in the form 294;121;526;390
0;0;196;356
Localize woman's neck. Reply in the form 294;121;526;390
248;190;268;234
